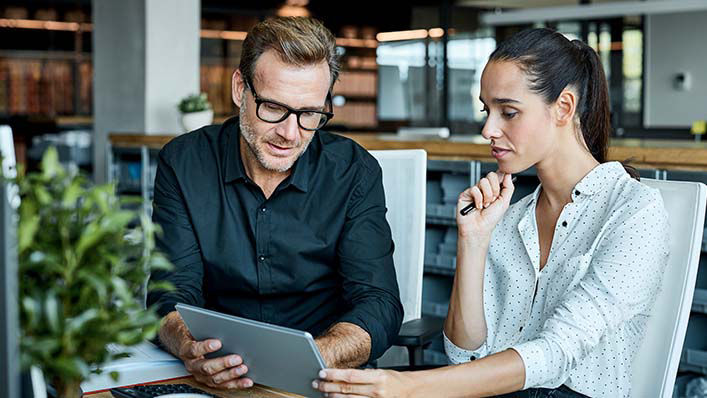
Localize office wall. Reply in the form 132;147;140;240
645;11;707;128
93;0;200;183
145;0;200;133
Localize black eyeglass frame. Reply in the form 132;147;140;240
244;76;334;131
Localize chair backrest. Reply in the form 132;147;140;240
369;150;427;323
632;178;707;398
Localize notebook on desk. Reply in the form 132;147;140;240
176;303;326;397
80;341;189;393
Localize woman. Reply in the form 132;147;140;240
313;28;669;398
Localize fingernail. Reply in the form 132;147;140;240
319;370;326;378
229;357;238;366
209;342;218;349
312;380;319;389
246;380;253;387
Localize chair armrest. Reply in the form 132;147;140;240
394;316;445;348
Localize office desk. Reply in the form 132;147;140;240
88;376;305;398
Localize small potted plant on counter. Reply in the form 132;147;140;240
178;93;214;133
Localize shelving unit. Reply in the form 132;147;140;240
1;17;382;133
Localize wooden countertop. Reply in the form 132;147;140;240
109;132;707;171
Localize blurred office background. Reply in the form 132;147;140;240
2;1;707;394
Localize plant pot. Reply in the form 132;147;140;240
180;109;214;133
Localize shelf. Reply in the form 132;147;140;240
426;203;457;226
0;49;91;61
693;289;707;315
428;159;472;173
423;349;448;365
56;115;93;126
426;253;455;267
342;67;377;73
116;187;142;196
424;265;455;277
332;95;377;102
422;301;449;318
426;217;456;226
680;349;707;375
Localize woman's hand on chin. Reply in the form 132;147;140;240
457;171;515;241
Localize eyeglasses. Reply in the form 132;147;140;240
245;77;334;131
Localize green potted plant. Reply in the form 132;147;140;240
178;92;214;133
16;148;173;398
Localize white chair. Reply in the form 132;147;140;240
368;150;436;367
632;179;707;397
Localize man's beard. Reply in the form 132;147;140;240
239;102;314;173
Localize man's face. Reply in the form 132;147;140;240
235;50;331;173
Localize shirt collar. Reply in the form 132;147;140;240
524;161;626;207
222;117;311;192
572;161;626;197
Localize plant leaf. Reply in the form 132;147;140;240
40;147;61;179
44;291;61;333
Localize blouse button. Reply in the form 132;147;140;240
562;221;568;227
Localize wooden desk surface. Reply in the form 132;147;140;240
86;376;304;398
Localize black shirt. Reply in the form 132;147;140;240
147;117;403;361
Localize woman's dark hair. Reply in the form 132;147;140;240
489;28;639;180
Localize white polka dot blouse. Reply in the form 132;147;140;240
444;161;670;398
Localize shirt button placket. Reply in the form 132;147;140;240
255;203;271;322
255;204;270;297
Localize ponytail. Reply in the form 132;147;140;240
574;41;640;180
490;29;640;180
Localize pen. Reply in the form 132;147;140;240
459;176;517;216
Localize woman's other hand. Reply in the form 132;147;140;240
313;368;418;398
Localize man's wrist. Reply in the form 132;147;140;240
315;322;371;368
159;311;191;358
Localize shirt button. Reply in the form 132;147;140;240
562;221;568;227
575;190;580;196
258;255;265;261
261;207;267;213
519;326;523;332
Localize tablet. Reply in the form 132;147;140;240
175;303;326;397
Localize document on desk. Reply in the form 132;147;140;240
80;341;189;393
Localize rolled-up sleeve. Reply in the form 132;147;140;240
335;161;404;362
444;330;489;364
511;199;670;389
146;148;205;318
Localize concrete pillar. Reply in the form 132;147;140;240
92;0;200;183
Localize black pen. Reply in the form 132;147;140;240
459;176;517;216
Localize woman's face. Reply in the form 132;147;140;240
479;60;558;174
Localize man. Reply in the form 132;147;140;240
147;17;403;390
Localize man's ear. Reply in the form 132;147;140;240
232;69;245;108
554;89;577;127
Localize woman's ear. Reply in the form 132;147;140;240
554;89;577;127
